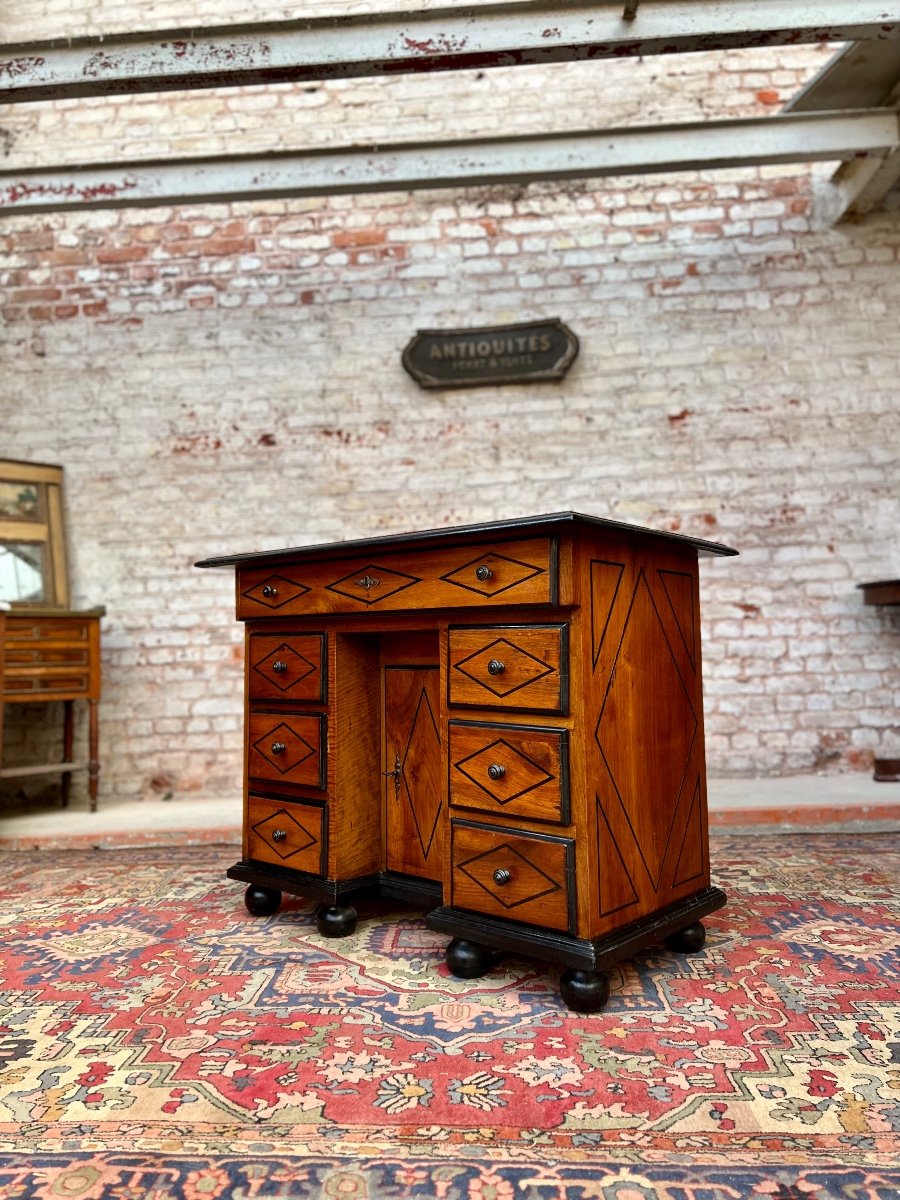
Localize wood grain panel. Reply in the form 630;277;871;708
247;711;325;789
448;624;567;714
247;795;325;874
248;632;325;702
579;536;710;939
329;632;382;879
451;820;574;933
449;720;568;824
237;537;555;618
384;665;443;879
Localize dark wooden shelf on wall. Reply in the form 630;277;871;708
858;579;900;606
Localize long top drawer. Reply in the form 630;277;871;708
237;537;556;618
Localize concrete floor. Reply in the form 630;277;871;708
0;772;897;849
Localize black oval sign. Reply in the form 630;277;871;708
402;318;578;389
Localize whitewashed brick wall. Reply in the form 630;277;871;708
1;6;898;802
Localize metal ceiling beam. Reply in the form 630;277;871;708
785;41;900;220
787;40;900;112
1;109;896;217
816;146;900;221
3;2;900;104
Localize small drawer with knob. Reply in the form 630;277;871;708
449;720;569;824
247;794;326;873
236;537;557;618
248;632;326;703
247;711;326;789
450;819;575;934
448;624;568;714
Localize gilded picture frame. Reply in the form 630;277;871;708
0;459;69;608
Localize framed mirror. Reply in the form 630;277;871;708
0;459;69;608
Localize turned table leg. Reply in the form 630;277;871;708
87;699;99;813
61;700;74;808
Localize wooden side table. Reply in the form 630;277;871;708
0;607;104;811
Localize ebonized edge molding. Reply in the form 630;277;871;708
227;861;379;905
426;886;727;972
195;511;738;569
228;862;445;909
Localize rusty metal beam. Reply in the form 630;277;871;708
3;2;900;104
1;109;896;216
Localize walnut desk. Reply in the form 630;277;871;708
197;513;736;1011
0;607;104;811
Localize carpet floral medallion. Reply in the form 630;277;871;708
0;833;897;1198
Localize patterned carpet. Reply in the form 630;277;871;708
0;833;897;1198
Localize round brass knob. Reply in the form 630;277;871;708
262;584;277;598
492;868;511;886
487;763;506;781
272;828;287;842
475;565;493;582
272;660;287;673
487;659;505;676
271;741;286;755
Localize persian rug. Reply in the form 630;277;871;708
0;832;897;1198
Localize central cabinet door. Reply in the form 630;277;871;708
384;664;443;880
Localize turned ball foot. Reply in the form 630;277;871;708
244;884;281;917
664;921;706;954
315;903;358;938
445;938;494;979
559;968;610;1013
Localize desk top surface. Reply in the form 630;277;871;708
196;510;738;570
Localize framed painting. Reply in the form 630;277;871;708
0;459;69;608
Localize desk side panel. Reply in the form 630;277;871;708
575;530;712;941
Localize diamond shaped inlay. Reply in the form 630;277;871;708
401;686;442;858
453;638;554;698
455;739;553;805
242;575;309;609
252;721;316;774
252;644;316;692
595;574;697;889
441;553;544;598
251;809;317;861
326;564;421;605
459;844;560;909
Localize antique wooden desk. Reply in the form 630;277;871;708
0;608;104;811
198;513;736;1010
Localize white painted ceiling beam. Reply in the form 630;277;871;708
2;2;900;103
1;109;897;216
786;41;900;221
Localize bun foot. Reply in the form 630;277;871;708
559;968;610;1013
445;938;494;979
244;884;281;917
315;903;358;938
664;921;706;953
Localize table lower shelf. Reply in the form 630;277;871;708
0;760;88;779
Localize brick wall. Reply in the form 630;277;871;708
1;10;898;801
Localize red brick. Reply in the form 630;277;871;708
13;287;62;302
203;238;256;256
332;229;387;248
96;246;149;264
